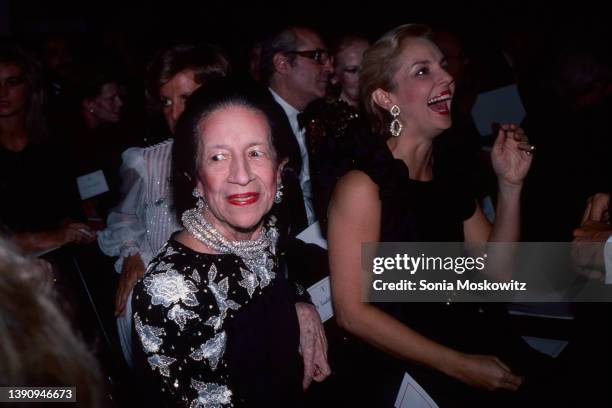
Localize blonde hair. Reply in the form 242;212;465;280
359;24;431;136
0;238;105;407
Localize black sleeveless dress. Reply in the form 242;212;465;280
336;125;558;407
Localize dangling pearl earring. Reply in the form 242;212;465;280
389;105;403;137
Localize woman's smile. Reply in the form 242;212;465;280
227;192;260;206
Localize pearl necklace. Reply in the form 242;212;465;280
181;208;278;288
181;208;278;257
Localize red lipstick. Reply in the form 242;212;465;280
227;192;260;206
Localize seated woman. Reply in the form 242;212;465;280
0;44;95;254
327;25;553;407
132;79;328;407
60;65;130;226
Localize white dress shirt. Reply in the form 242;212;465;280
269;88;316;226
604;235;612;284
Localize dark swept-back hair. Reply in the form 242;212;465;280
172;78;289;218
146;43;230;111
259;26;303;84
76;63;121;102
0;44;47;143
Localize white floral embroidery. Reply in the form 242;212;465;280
189;379;232;408
238;267;258;298
191;269;201;284
189;331;226;370
245;252;276;289
134;313;165;353
155;260;175;272
207;265;240;330
164;244;178;257
167;304;199;331
147;354;176;377
144;269;199;308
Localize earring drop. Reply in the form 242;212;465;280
389;105;403;137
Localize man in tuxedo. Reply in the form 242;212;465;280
260;26;333;232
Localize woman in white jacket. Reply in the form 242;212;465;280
97;43;230;365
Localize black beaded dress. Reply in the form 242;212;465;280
132;237;305;407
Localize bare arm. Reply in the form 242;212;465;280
12;222;95;254
464;124;533;243
328;170;521;391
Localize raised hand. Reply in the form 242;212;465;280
491;124;534;188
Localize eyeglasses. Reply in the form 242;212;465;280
285;49;330;65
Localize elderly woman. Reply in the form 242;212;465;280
327;25;554;407
132;79;329;407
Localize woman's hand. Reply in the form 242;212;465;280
115;253;145;316
295;302;331;389
450;353;523;391
491;124;534;188
581;193;610;225
56;222;96;246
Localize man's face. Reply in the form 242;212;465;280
284;28;333;109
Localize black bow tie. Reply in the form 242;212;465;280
297;112;308;130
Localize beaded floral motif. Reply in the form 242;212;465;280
191;269;201;284
190;380;232;408
189;331;226;370
134;313;165;353
144;269;199;308
206;265;240;330
147;354;176;377
238;267;258;298
246;252;275;289
167;304;199;331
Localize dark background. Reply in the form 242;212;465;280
5;0;611;75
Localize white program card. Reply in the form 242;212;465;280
76;169;109;200
395;372;439;408
522;336;569;359
307;277;333;323
297;222;332;321
471;84;526;136
295;221;328;249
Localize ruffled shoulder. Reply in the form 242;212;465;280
346;121;410;200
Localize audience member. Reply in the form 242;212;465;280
133;79;330;407
327;24;558;407
260;25;334;230
0;44;95;254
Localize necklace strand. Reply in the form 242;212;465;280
181;208;272;259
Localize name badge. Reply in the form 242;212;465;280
307;277;333;323
76;169;109;200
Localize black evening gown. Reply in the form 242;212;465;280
132;238;304;407
335;124;560;407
